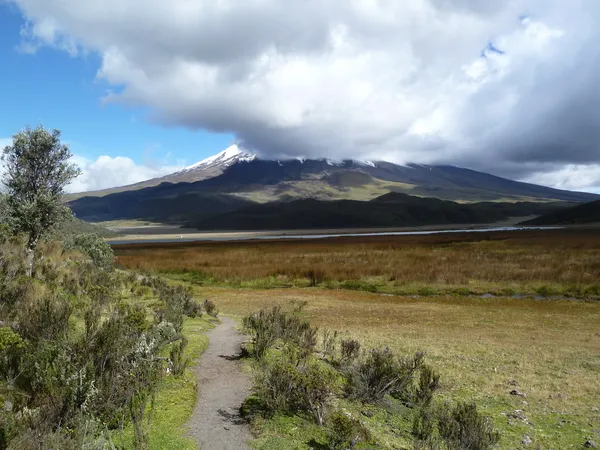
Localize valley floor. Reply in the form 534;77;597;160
112;228;600;448
199;287;600;449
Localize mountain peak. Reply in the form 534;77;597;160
180;145;256;173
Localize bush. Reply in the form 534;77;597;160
203;299;219;317
438;402;500;450
412;406;438;442
327;411;370;450
184;298;203;318
340;339;361;364
252;347;300;414
65;233;115;270
321;329;339;360
169;337;190;377
252;349;339;426
243;306;286;359
344;348;424;402
295;358;339;426
242;306;318;359
156;284;198;332
414;364;440;408
304;269;325;287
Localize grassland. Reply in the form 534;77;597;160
112;229;600;448
114;229;600;299
198;288;600;449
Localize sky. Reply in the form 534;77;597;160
1;0;600;193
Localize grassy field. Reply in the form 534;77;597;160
112;229;600;448
197;288;600;449
115;229;600;299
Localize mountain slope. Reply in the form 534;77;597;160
67;149;599;224
520;200;600;225
185;192;572;231
67;145;256;200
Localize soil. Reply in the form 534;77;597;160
186;316;251;450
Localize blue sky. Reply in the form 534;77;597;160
1;1;599;193
0;4;232;175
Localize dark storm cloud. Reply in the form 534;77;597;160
9;0;600;191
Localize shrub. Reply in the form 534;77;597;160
252;349;339;426
345;348;424;402
242;306;286;359
322;329;339;360
252;348;300;414
304;269;325;287
290;299;308;312
184;298;203;318
327;411;370;450
169;337;190;377
203;299;219;317
340;339;361;364
66;233;115;270
242;306;318;359
295;358;339;426
438;402;500;450
414;364;440;408
412;406;438;441
156;284;197;332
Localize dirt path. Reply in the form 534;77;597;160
187;316;252;450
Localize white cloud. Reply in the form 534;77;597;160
1;136;183;193
67;154;183;193
7;0;600;192
524;164;600;193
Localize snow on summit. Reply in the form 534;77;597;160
181;145;256;173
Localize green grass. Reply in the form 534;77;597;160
196;287;600;449
120;315;216;449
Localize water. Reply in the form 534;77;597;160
108;226;562;245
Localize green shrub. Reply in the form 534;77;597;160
252;348;339;426
321;329;339;360
203;299;219;317
414;364;440;408
242;306;318;359
252;347;300;414
295;358;339;426
438;402;500;450
185;298;203;318
243;306;286;359
344;348;424;402
169;337;190;377
66;233;115;270
412;406;438;442
327;411;370;450
340;339;361;364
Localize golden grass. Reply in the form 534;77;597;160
197;287;600;449
114;229;600;298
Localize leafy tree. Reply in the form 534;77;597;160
66;233;115;270
1;125;81;275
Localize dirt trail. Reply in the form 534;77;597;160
187;316;251;450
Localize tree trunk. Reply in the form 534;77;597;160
26;235;38;277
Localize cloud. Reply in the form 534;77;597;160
8;0;600;192
524;164;600;194
67;155;183;193
1;136;182;193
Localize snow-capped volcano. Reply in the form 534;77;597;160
179;145;256;173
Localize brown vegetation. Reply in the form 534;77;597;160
114;229;600;297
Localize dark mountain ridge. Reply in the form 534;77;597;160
67;153;599;224
520;200;600;226
185;192;573;231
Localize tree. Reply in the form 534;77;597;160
1;125;81;275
